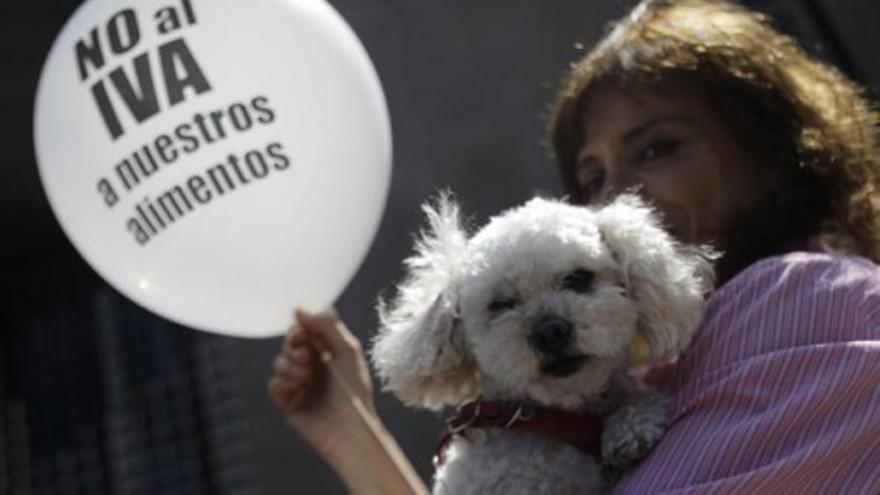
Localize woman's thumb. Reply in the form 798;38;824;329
294;309;359;357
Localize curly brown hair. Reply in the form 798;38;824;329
548;0;880;266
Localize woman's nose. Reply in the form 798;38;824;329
596;167;636;204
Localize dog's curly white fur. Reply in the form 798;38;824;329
371;194;713;494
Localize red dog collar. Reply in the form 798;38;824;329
435;400;605;466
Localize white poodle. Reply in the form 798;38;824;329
371;194;712;494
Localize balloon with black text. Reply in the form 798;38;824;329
34;0;392;337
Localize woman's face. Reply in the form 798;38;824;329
574;82;768;250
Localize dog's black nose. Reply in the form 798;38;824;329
529;315;573;354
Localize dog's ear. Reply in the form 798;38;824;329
597;194;715;363
371;193;479;410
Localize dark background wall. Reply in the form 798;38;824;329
1;1;877;493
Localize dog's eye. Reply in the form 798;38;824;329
488;298;518;314
562;269;594;293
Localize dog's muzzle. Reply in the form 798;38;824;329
529;315;588;377
529;315;573;354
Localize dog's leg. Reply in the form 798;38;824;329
601;374;669;470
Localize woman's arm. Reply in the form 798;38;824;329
267;310;429;495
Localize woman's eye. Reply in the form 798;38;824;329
639;139;680;162
488;298;518;314
562;269;594;293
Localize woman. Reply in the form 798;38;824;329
268;0;880;492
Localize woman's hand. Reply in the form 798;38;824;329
267;310;428;494
267;309;375;460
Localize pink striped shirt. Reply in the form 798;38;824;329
615;252;880;494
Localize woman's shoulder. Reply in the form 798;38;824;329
705;251;878;337
719;251;879;298
678;251;878;381
710;251;877;301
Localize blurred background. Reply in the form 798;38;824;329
1;0;878;493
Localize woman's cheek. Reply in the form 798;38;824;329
632;167;701;242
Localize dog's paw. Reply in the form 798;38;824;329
601;402;667;468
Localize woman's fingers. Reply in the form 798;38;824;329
269;370;313;411
271;331;321;404
293;309;376;414
273;310;375;417
267;375;293;409
273;352;310;381
281;324;318;366
267;375;310;411
295;309;362;357
293;345;311;361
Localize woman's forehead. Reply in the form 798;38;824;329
578;82;704;148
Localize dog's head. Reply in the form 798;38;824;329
371;194;713;411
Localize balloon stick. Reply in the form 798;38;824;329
319;349;427;493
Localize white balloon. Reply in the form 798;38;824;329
34;0;391;337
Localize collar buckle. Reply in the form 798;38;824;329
503;404;535;428
446;400;481;435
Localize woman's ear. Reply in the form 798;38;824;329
598;194;715;362
370;192;479;410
